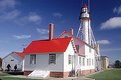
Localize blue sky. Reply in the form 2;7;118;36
0;0;121;64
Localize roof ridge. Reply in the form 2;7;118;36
32;37;72;42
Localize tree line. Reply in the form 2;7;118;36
114;60;121;68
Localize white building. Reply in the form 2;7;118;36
2;52;24;71
23;23;99;77
58;29;96;76
22;3;100;78
23;24;78;77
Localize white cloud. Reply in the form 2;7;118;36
13;35;31;39
0;10;20;20
97;40;110;45
0;1;42;25
113;6;121;14
39;36;49;39
15;13;42;25
100;17;121;29
53;12;62;18
0;0;16;10
101;48;121;52
28;14;42;23
36;28;49;39
0;0;20;21
36;28;49;34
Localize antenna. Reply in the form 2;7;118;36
88;0;90;12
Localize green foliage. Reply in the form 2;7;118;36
88;69;121;80
114;60;121;68
0;58;2;67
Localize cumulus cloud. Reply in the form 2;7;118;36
100;17;121;29
101;48;121;52
28;13;42;23
36;28;49;34
0;10;20;20
97;40;110;45
0;0;20;21
0;0;16;10
53;12;62;18
39;36;49;39
13;35;31;39
15;13;42;25
0;0;42;25
113;6;121;14
36;28;49;39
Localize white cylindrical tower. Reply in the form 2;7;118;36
79;4;91;44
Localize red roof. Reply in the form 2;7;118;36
15;52;24;58
23;37;72;54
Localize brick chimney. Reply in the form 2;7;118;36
49;23;54;40
70;28;74;35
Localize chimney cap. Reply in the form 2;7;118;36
49;23;54;25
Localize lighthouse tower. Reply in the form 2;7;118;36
76;2;101;71
77;3;96;46
80;4;90;44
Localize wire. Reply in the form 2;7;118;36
88;0;90;12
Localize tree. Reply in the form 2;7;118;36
0;58;2;67
114;60;121;68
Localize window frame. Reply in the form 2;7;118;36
82;57;85;66
68;55;72;64
49;54;56;64
30;54;36;64
75;45;79;52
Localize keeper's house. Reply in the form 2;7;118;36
2;52;24;71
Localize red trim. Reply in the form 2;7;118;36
15;52;24;58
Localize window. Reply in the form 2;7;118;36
87;58;91;66
87;59;89;66
82;58;85;66
89;59;91;66
79;56;81;65
30;54;36;64
92;59;94;65
11;59;14;61
75;45;79;52
68;55;72;64
49;54;56;64
89;47;91;53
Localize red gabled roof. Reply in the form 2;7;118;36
23;37;72;54
15;52;24;59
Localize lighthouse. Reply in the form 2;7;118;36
77;3;96;46
79;4;91;44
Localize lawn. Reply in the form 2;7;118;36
0;72;40;80
88;68;121;80
0;77;39;80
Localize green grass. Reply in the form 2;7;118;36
0;77;39;80
0;72;40;80
0;73;11;76
88;68;121;80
